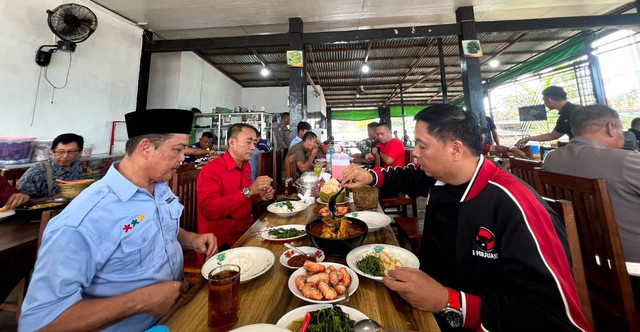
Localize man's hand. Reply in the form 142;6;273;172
2;193;29;210
249;176;273;196
383;267;449;313
135;281;188;317
341;165;373;189
310;146;319;159
515;137;530;149
259;186;275;201
190;233;218;260
207;150;219;161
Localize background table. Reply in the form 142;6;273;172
159;203;439;331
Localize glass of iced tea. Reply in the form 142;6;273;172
208;264;241;332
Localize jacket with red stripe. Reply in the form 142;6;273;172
372;156;590;331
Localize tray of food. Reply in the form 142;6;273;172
14;198;69;221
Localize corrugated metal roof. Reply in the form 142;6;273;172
197;27;597;107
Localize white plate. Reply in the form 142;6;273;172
202;247;275;283
267;200;307;217
276;304;369;330
346;244;420;281
316;197;351;205
0;209;16;221
288;262;359;304
345;211;391;231
279;246;325;269
261;224;307;242
231;324;289;332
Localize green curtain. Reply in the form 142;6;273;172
390;106;428;117
330;109;379;121
486;34;593;89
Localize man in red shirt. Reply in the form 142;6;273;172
366;122;406;168
0;176;29;211
197;123;274;262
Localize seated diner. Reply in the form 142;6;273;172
18;109;218;332
17;133;85;200
286;131;319;174
342;104;591;331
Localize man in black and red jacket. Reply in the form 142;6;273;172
342;104;591;331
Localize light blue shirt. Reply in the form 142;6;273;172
19;162;184;332
289;136;302;148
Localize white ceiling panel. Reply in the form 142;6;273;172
93;0;629;39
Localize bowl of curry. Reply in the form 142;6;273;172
305;216;368;255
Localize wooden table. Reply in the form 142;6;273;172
0;217;40;302
159;203;440;331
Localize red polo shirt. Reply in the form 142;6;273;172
0;177;19;207
377;138;405;168
197;152;257;264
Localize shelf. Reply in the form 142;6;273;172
0;153;124;171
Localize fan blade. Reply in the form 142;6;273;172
78;18;97;29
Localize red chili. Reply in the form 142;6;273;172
300;311;311;332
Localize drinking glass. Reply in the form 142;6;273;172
208;264;241;332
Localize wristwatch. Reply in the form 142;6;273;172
242;187;251;199
440;288;463;328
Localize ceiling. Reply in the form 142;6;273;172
93;0;634;109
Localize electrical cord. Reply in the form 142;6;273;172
44;51;72;90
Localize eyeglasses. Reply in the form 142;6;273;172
53;149;80;156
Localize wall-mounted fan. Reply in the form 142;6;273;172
36;3;98;66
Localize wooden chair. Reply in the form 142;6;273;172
257;151;274;179
405;149;415;165
509;157;542;189
1;168;28;188
170;166;201;285
394;216;423;254
544;198;594;328
539;146;556;160
376;150;418;218
0;210;61;321
285;154;297;179
534;169;639;330
519;145;534;160
273;149;289;195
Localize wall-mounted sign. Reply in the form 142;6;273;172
518;105;547;121
287;50;304;67
462;40;483;57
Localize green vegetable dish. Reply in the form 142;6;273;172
356;255;384;277
288;305;355;332
267;227;306;239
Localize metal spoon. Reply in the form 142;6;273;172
284;243;315;261
328;186;345;219
353;319;418;332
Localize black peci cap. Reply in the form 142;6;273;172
125;109;194;139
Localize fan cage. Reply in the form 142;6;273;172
47;3;98;43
